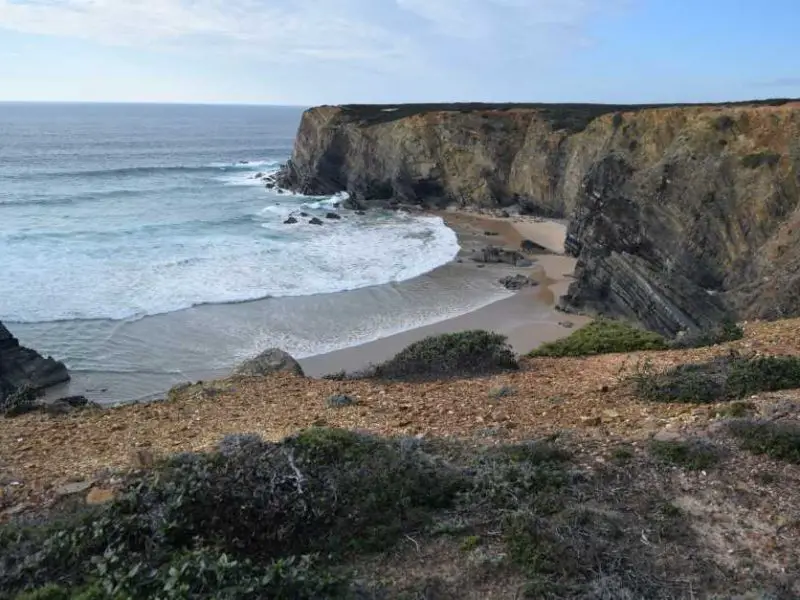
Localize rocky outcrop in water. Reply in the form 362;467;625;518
0;321;70;399
276;100;800;335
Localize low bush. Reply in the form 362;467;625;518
530;319;667;358
0;428;465;598
670;319;744;349
728;419;800;464
370;330;518;380
631;354;800;403
649;440;719;470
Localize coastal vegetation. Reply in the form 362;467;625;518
529;319;668;357
2;427;774;599
326;330;519;381
529;318;744;358
631;353;800;403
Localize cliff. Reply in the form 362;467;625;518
277;100;800;335
0;321;69;399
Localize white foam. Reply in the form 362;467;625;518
1;211;460;323
214;160;282;187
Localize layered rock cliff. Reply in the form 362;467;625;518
0;321;69;399
277;100;800;335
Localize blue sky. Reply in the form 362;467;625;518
0;0;798;104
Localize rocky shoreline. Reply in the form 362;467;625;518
274;100;800;337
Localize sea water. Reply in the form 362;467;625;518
0;103;510;402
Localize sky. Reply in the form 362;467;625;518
0;0;799;105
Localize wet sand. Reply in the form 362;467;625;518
300;211;588;377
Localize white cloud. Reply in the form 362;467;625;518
0;0;624;72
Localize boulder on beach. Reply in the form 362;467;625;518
470;245;526;266
283;217;298;224
233;348;304;378
499;274;538;290
325;212;342;220
300;212;309;217
309;217;324;225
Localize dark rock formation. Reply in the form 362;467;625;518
520;239;547;254
309;217;324;226
499;274;538;290
470;246;527;266
0;321;69;400
325;212;342;220
275;100;800;335
283;216;298;224
233;348;304;378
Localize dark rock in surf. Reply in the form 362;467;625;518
470;245;526;266
499;274;537;290
325;212;342;220
309;217;324;225
0;321;69;399
284;217;298;224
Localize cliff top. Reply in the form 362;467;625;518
2;318;800;596
320;98;800;130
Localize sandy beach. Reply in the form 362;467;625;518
300;210;589;377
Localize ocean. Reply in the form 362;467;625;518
1;103;510;403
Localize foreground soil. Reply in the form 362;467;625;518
2;319;800;596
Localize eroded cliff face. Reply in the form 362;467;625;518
0;321;69;399
278;101;800;335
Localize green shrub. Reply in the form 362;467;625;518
670;320;744;349
631;358;729;403
530;319;667;358
0;428;464;598
649;440;719;471
370;330;518;380
741;151;781;169
728;420;800;464
632;354;800;403
726;355;800;398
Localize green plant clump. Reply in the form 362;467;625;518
370;330;518;380
632;354;800;404
649;440;719;471
530;319;667;358
728;419;800;464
